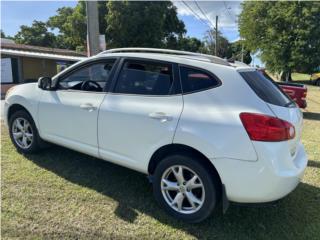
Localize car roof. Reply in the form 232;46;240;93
97;52;257;71
98;48;232;66
54;48;256;80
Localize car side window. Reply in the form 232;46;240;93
58;60;116;92
180;66;221;93
114;60;174;95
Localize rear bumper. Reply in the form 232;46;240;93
211;142;307;203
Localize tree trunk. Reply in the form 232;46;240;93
280;70;292;82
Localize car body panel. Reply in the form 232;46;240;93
266;103;304;161
212;142;307;202
174;65;275;161
310;72;320;81
38;90;106;157
4;83;41;127
311;72;320;86
278;83;307;108
98;94;183;173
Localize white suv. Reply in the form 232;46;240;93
4;48;307;222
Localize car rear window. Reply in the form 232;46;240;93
239;71;294;107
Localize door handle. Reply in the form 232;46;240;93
80;103;97;111
148;112;172;122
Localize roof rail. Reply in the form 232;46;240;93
99;48;231;66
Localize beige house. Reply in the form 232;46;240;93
0;39;86;96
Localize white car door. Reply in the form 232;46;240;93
38;59;117;157
98;58;183;172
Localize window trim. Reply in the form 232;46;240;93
109;57;181;97
178;64;222;95
55;57;119;93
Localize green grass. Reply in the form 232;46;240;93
1;87;320;239
292;73;311;81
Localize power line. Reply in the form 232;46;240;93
223;1;238;23
181;1;212;30
193;1;215;30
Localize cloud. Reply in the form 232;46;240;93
172;1;242;31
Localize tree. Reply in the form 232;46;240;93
178;37;205;52
106;1;185;48
165;36;205;52
239;1;320;80
203;29;232;58
14;21;56;47
47;5;86;49
47;2;109;50
230;40;252;64
1;30;5;38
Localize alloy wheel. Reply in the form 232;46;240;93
12;117;33;149
161;165;205;214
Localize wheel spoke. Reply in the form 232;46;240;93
25;133;33;141
162;179;179;191
21;136;28;147
13;132;23;139
171;192;184;211
172;166;185;185
186;175;202;189
24;121;30;131
16;119;24;130
185;191;202;208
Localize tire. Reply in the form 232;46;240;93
9;110;43;154
153;154;219;223
316;79;320;86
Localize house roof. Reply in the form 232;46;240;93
0;40;86;62
1;48;86;62
1;41;86;57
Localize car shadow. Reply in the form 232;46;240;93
303;112;320;121
308;160;320;169
24;145;320;239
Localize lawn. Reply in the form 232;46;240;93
292;72;311;82
1;86;320;239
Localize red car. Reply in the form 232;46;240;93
258;69;307;108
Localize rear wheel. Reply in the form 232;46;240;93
153;154;219;222
9;110;43;154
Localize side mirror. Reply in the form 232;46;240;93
38;77;52;90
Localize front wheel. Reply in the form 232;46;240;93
153;154;219;223
9;110;43;154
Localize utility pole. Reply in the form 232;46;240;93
215;15;218;56
86;1;100;56
241;40;244;62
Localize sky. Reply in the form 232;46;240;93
0;0;262;66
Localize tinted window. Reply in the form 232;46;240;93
180;66;220;93
114;60;174;95
239;71;294;107
59;60;115;91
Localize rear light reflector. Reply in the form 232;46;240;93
303;91;307;97
240;113;295;141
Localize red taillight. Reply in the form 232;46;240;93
240;113;295;142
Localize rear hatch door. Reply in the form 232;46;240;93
239;70;303;158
